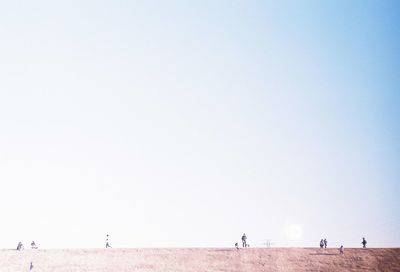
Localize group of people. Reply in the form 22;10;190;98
16;241;38;250
319;238;328;249
235;234;368;253
318;237;368;254
16;234;368;251
235;234;369;253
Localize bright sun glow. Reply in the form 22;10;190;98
284;224;303;240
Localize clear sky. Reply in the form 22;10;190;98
0;0;399;249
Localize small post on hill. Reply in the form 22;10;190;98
262;239;271;248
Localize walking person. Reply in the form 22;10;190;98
323;238;327;249
16;242;23;251
106;234;112;248
362;237;367;248
241;233;247;248
339;245;344;254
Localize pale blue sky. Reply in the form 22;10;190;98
0;0;399;248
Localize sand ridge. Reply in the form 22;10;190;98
1;247;400;272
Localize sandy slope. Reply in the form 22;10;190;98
1;248;399;272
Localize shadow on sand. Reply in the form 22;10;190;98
309;253;339;256
213;249;236;252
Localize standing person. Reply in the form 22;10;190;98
339;245;344;254
319;239;324;249
323;238;327;248
241;233;247;248
362;237;367;248
106;234;112;248
16;242;23;251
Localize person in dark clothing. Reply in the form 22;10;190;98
31;241;38;249
319;239;324;249
323;238;327;248
106;234;112;248
362;237;367;248
339;245;344;254
235;242;239;250
16;242;23;251
241;233;247;248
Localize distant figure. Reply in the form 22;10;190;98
362;237;367;248
241;233;247;248
30;262;34;270
339;245;344;254
323;238;327;249
16;242;23;251
31;241;38;249
235;242;239;250
319;239;324;249
106;234;112;248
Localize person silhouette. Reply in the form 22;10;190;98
241;233;247;248
362;237;367;248
30;262;34;270
319;239;324;249
235;242;239;250
16;242;23;251
106;234;112;248
323;238;327;248
339;245;344;254
31;241;38;249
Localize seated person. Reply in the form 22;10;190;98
31;241;38;249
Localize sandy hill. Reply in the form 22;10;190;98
1;248;399;272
